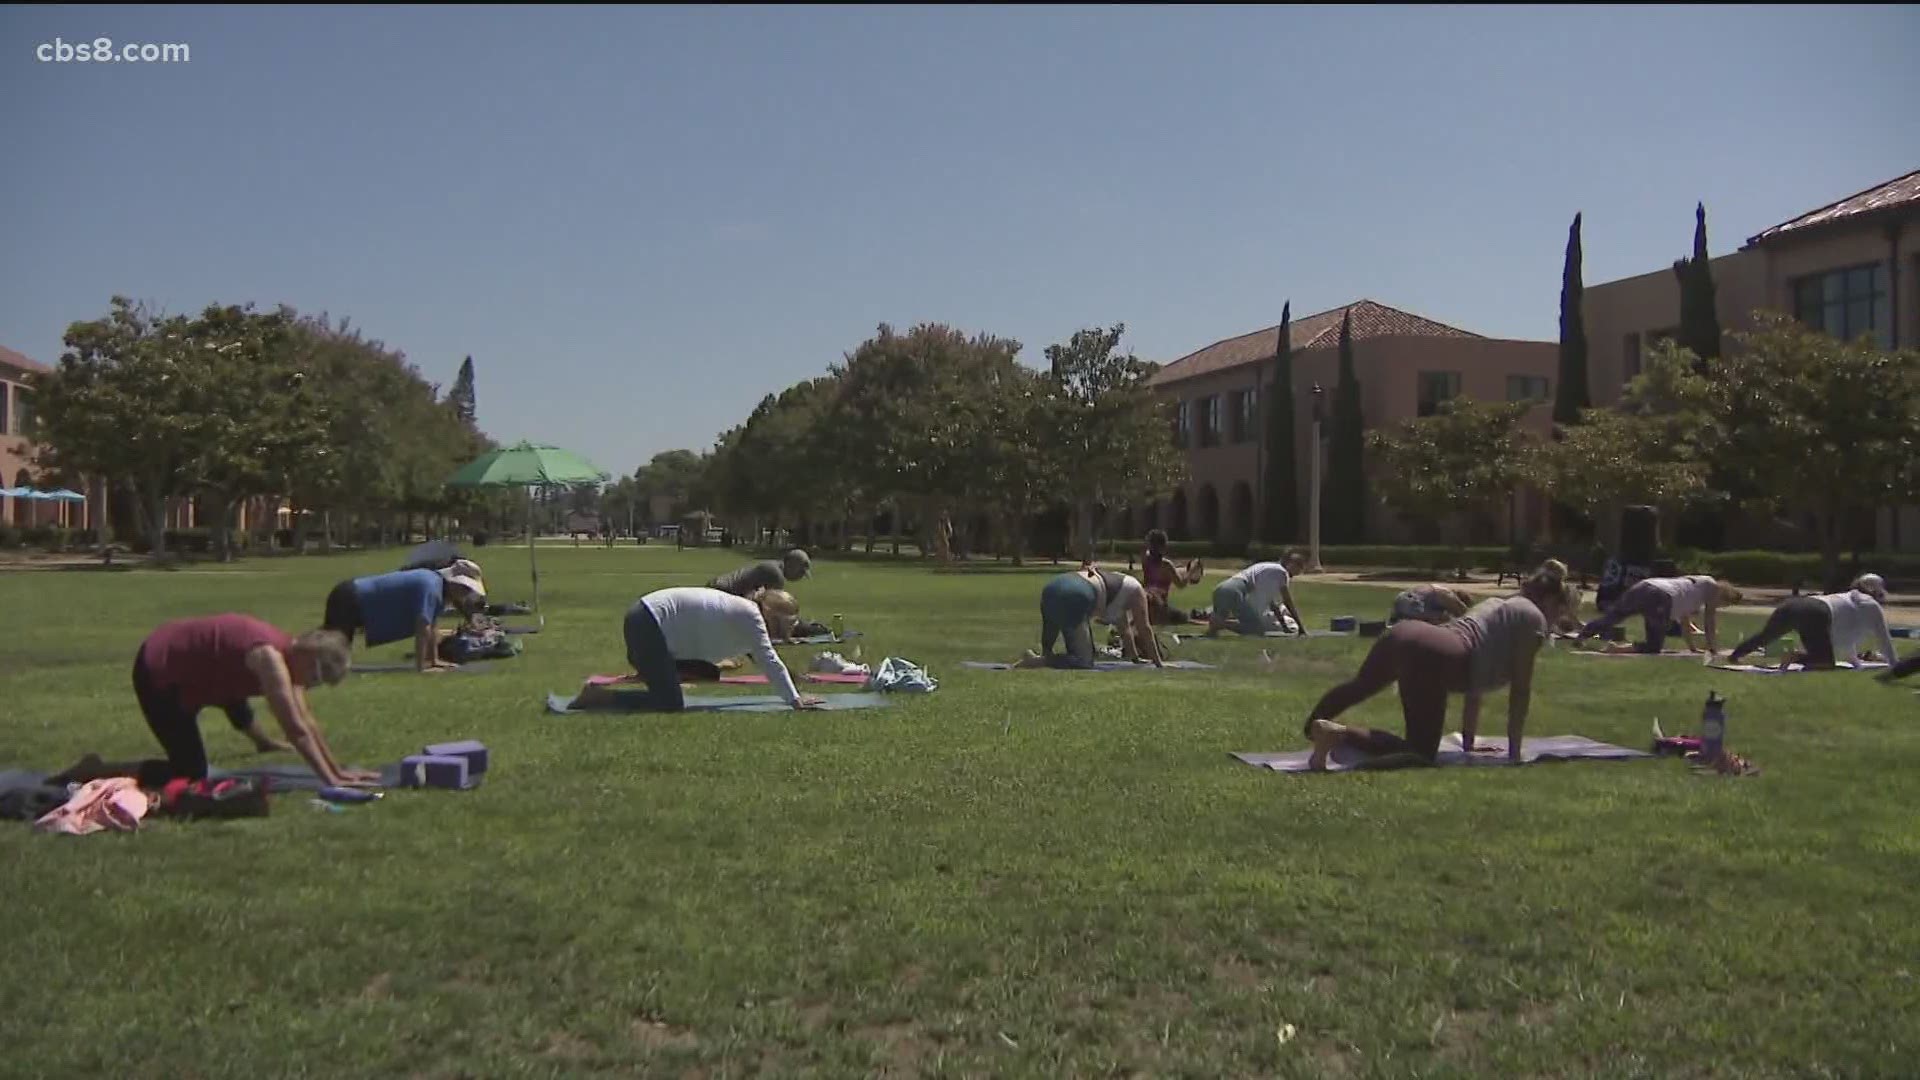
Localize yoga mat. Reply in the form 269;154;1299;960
959;659;1217;671
1708;660;1889;674
502;625;539;636
584;672;870;687
210;762;406;791
1263;629;1351;639
1232;734;1650;773
353;661;496;675
778;630;863;646
1571;649;1716;659
545;691;893;714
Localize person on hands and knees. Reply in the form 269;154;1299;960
1302;561;1580;770
578;586;824;711
123;615;373;789
321;565;487;674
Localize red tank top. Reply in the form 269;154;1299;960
138;614;297;712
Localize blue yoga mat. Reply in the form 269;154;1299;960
545;690;893;714
959;659;1217;671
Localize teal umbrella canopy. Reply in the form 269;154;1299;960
447;441;609;489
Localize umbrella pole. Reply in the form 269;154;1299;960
527;486;544;629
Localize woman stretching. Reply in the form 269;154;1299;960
1388;584;1477;626
1140;529;1204;625
1302;561;1581;770
576;586;824;711
1729;573;1902;671
1575;574;1740;659
1020;565;1164;669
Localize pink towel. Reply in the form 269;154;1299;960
34;778;150;836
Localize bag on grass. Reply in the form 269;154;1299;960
159;777;271;819
870;656;937;693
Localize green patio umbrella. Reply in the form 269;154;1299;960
446;441;610;626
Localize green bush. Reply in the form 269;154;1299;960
0;525;19;549
43;526;69;553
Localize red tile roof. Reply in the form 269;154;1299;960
1147;299;1483;387
1746;168;1920;246
0;344;51;376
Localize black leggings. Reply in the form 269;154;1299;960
622;600;686;711
1304;621;1473;761
1730;596;1834;666
1886;652;1920;681
128;650;254;786
323;580;363;644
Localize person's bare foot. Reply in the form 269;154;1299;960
1304;718;1347;771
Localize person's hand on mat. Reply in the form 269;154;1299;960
794;694;827;710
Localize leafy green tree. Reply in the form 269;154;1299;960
1042;323;1185;560
1693;314;1920;587
1367;399;1537;578
448;356;478;425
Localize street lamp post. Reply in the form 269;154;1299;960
1308;383;1326;574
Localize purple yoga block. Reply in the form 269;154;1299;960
399;754;479;791
422;740;489;775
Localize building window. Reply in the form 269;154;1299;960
1229;387;1258;444
1507;375;1550;403
1623;332;1642;382
1172;400;1191;449
1198;395;1223;448
1416;371;1461;417
0;383;9;435
10;388;28;436
1793;263;1889;346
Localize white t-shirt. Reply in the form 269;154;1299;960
1819;590;1898;664
1647;575;1718;621
641;587;800;705
1101;573;1146;623
1227;562;1292;611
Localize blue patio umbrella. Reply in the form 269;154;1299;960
42;489;87;502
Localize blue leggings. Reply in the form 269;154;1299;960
1040;574;1098;669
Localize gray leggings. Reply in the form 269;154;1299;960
1580;580;1675;653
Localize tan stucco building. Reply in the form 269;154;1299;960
0;345;96;530
1584;168;1919;551
1142;300;1559;546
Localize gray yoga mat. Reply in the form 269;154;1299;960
1708;660;1889;675
1571;649;1718;660
545;690;892;714
353;661;497;675
959;659;1217;671
1263;629;1352;639
1232;734;1651;773
778;630;863;646
210;762;406;791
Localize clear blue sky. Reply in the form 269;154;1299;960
3;5;1916;478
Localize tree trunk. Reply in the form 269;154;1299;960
889;501;902;557
1818;509;1843;593
141;487;168;558
212;496;238;563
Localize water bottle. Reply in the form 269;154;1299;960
1701;692;1727;762
831;613;845;640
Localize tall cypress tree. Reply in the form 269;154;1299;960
448;355;478;425
1259;302;1299;542
1673;202;1722;369
1672;203;1730;548
1326;309;1368;543
1552;213;1591;426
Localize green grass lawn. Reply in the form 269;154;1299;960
3;547;1916;1078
